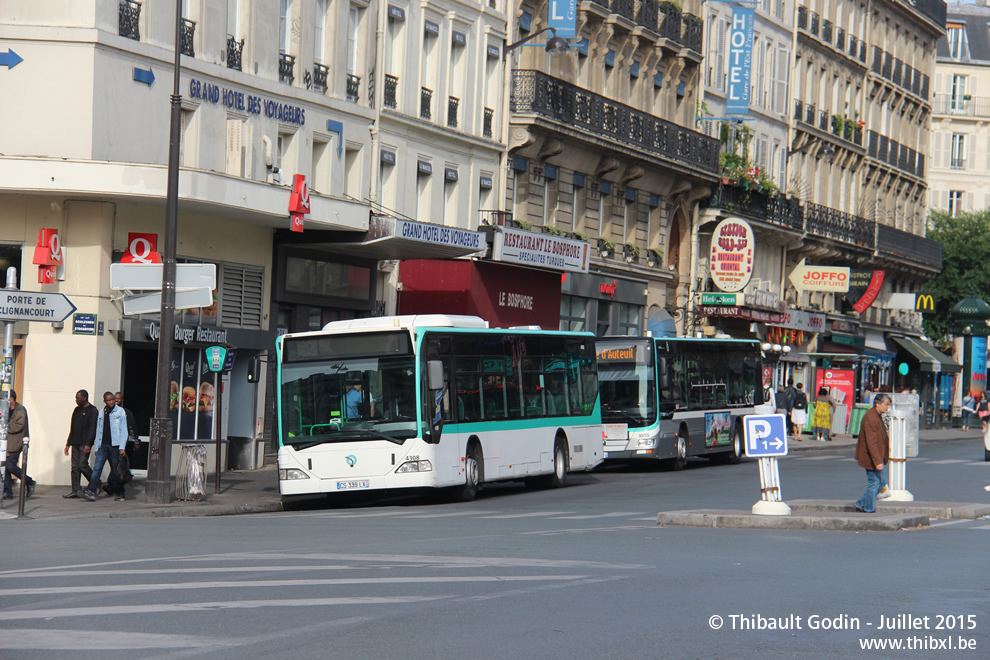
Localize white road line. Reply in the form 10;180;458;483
0;565;371;580
930;519;971;527
794;455;843;461
291;510;428;519
478;511;574;519
405;510;498;518
631;517;659;521
0;596;451;622
552;512;647;520
521;525;650;535
0;575;589;598
969;524;990;530
926;459;970;465
838;458;858;462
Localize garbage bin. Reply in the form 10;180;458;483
175;444;207;501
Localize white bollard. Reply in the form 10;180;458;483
752;456;792;515
885;410;913;501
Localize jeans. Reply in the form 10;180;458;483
4;450;35;497
86;444;123;496
69;445;94;492
962;411;973;428
855;467;888;513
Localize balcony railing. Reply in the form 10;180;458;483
637;0;660;32
805;103;816;125
821;20;832;44
448;96;459;128
118;0;141;41
420;87;432;120
881;52;892;79
877;224;941;269
810;12;820;36
180;18;195;56
836;27;845;50
610;0;636;22
681;14;703;54
710;185;803;232
483;107;494;138
347;73;361;102
279;52;295;84
313;63;328;93
872;46;883;74
226;36;243;71
658;2;682;43
384;74;398;108
797;6;808;30
794;99;803;122
911;0;947;28
805;203;875;247
933;93;990;117
511;69;720;175
892;58;902;86
848;34;858;58
818;110;828;132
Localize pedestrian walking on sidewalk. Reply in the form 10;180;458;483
114;391;139;466
812;387;835;442
80;392;128;502
63;389;98;498
961;391;976;431
3;391;37;500
854;393;892;513
977;393;990;433
791;383;808;437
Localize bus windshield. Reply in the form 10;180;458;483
279;332;419;446
596;339;657;428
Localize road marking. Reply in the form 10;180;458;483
552;512;646;520
405;510;498;518
630;517;659;521
521;525;650;536
0;596;451;622
284;510;429;519
926;459;970;465
970;524;990;530
478;511;574;519
838;458;858;462
930;519;971;527
0;575;590;598
794;455;844;460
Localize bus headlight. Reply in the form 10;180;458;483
635;437;657;449
395;460;433;473
279;468;310;480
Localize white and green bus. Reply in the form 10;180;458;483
596;336;764;468
276;315;603;501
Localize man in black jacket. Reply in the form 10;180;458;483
63;390;98;498
114;391;139;465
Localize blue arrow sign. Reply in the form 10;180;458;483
0;49;23;69
133;66;155;86
744;413;788;457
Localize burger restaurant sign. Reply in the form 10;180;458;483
149;321;228;346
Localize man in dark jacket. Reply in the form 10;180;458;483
114;391;139;466
63;389;99;498
854;393;892;513
4;391;37;499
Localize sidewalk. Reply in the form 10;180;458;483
1;427;984;522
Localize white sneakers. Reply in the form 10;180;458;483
878;485;891;500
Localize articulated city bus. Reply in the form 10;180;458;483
596;336;764;468
276;315;602;501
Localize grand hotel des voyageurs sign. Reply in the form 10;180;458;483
710;217;754;293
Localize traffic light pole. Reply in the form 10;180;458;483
146;0;183;504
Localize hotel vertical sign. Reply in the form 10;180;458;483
727;6;755;115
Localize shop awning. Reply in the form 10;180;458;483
298;215;487;260
889;336;961;373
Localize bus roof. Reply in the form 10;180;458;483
598;335;760;345
320;315;490;332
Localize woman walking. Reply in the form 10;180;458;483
812;386;835;442
961;391;976;431
977;392;990;433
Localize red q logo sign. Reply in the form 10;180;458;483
122;233;162;263
288;174;310;233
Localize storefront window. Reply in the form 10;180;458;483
559;295;587;332
0;244;22;289
285;256;371;300
617;303;641;336
169;347;216;441
596;301;611;336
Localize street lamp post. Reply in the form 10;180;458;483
146;0;183;504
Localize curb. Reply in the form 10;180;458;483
16;500;284;521
788;499;990;520
655;509;930;531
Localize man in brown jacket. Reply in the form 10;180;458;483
3;391;37;499
854;392;892;513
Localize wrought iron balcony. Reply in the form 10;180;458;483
420;87;432;120
681;14;703;54
347;74;361;102
313;63;328;93
794;99;803;122
881;52;892;79
709;185;803;232
818;110;828;132
810;12;819;36
934;93;990;117
279;52;295;84
226;36;243;71
821;20;832;45
511;70;720;176
384;74;398;108
920;75;930;99
180;18;195;56
658;2;682;43
483;107;494;138
118;0;141;41
892;58;902;86
848;34;858;58
797;6;808;31
805;203;874;248
805;103;816;125
911;0;947;28
837;27;845;50
637;0;660;32
872;46;883;74
448;96;459;129
610;0;637;22
877;223;941;269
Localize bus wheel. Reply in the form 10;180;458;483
456;444;483;502
543;439;569;488
665;435;687;471
727;426;744;464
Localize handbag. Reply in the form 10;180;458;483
113;454;133;485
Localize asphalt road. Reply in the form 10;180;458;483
1;437;988;659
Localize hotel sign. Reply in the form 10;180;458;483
493;227;591;273
726;7;755;115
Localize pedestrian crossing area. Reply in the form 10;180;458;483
787;454;989;467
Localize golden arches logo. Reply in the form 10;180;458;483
915;294;935;312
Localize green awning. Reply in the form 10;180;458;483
890;336;961;374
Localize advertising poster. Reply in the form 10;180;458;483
815;369;856;427
180;353;199;439
705;412;732;448
169;351;182;440
198;365;216;440
710;217;754;292
970;336;987;396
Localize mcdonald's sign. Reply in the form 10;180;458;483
915;293;936;312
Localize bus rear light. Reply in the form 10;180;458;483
279;468;310;480
395;460;433;473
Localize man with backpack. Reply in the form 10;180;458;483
784;378;798;436
791;382;808;437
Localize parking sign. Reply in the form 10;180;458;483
744;414;788;457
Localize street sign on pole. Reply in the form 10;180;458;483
0;290;77;323
122;287;213;316
744;413;788;457
110;263;216;290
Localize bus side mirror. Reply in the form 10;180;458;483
427;360;445;390
247;354;263;383
657;357;669;390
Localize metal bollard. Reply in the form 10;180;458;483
17;436;29;518
886;410;914;501
753;457;792;515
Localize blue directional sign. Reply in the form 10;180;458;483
744;413;788;457
133;66;155;86
548;0;577;38
0;49;23;69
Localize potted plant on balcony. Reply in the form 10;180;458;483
598;237;617;259
571;231;594;243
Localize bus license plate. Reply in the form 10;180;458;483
336;480;370;491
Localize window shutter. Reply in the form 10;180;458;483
225;120;242;176
933;132;943;168
716;19;725;91
241;121;254;179
220;263;264;329
774;48;789;115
